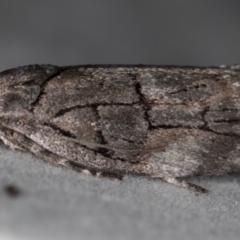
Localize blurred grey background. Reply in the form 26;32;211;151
0;1;240;240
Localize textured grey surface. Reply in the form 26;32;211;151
0;1;240;240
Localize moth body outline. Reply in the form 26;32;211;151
0;64;240;193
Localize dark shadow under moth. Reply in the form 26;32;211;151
0;64;240;194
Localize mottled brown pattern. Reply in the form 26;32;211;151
0;64;239;193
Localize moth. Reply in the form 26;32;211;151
0;64;240;193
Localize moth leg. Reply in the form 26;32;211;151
162;177;208;194
0;125;69;167
10;135;92;175
1;125;123;179
0;125;27;151
19;139;122;180
81;169;122;180
98;172;123;180
67;160;123;180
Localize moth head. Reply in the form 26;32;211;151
0;64;58;117
0;85;40;117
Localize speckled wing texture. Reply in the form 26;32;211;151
0;64;240;193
